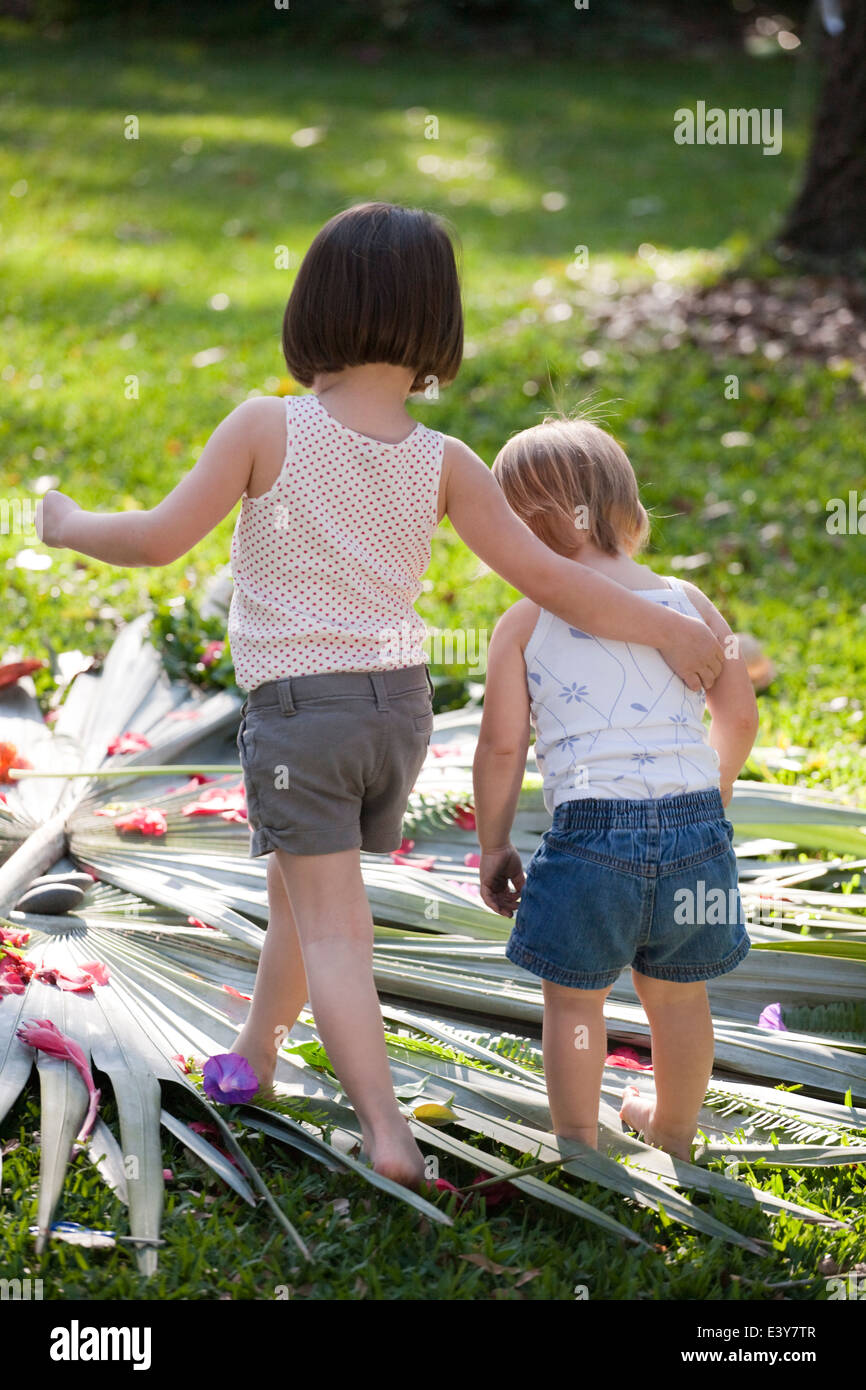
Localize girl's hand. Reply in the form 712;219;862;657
720;781;734;808
36;489;81;549
658;613;724;693
479;844;525;917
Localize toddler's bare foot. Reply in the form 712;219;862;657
365;1125;426;1190
619;1084;694;1160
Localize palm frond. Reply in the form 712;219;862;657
1;616;864;1271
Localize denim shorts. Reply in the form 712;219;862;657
236;664;434;857
506;788;750;989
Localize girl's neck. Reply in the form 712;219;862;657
564;543;668;591
312;364;418;443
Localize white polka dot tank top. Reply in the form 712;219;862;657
227;393;445;691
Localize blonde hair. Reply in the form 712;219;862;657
492;415;650;558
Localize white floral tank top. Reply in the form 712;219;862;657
228;393;445;691
524;577;722;812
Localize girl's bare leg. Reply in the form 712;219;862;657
271;846;425;1189
233;852;309;1090
619;972;714;1159
541;980;613;1146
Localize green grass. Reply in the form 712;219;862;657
2;34;863;801
2;1083;863;1301
1;33;865;1298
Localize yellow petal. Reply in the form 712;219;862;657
412;1102;458;1125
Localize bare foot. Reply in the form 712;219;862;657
231;1032;276;1093
619;1084;694;1160
365;1125;426;1190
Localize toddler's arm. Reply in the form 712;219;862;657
472;602;535;916
678;581;760;805
443;437;724;693
36;399;270;566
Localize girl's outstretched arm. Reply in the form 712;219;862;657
36;399;274;567
442;436;724;692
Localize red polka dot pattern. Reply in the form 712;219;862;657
227;393;445;692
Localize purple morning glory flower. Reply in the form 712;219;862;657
757;1002;787;1032
202;1052;260;1103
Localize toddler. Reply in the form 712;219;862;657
473;416;758;1157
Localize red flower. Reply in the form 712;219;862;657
463;852;481;868
35;961;110;993
606;1046;653;1072
188;1119;244;1171
0;953;36;995
187;916;216;930
469;1171;517;1207
167;775;214;795
0;741;33;784
107;731;152;756
181;782;247;823
390;849;436;870
200;641;224;668
452;805;476;831
223;985;252;1001
433;1178;463;1197
0;926;31;948
114;807;167;836
16;1018;100;1140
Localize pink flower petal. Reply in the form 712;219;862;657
17;1018;100;1140
107;732;152;756
758;1002;787;1031
114;807;167;836
606;1047;653;1071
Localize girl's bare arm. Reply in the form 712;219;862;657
36;398;275;567
472;602;535;914
678;580;760;804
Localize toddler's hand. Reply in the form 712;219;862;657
36;489;80;549
720;781;734;808
660;614;724;693
479;844;525;917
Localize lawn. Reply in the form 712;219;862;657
0;30;864;1301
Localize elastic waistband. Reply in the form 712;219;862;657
242;663;432;717
553;787;724;831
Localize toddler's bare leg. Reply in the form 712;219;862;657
541;980;613;1146
233;852;309;1090
620;971;714;1159
271;846;425;1190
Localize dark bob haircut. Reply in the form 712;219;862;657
282;202;463;393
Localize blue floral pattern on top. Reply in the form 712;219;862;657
523;579;721;814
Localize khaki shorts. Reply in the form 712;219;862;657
236;664;434;857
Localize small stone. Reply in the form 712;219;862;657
14;883;86;915
26;872;94;892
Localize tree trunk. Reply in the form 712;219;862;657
780;0;866;258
